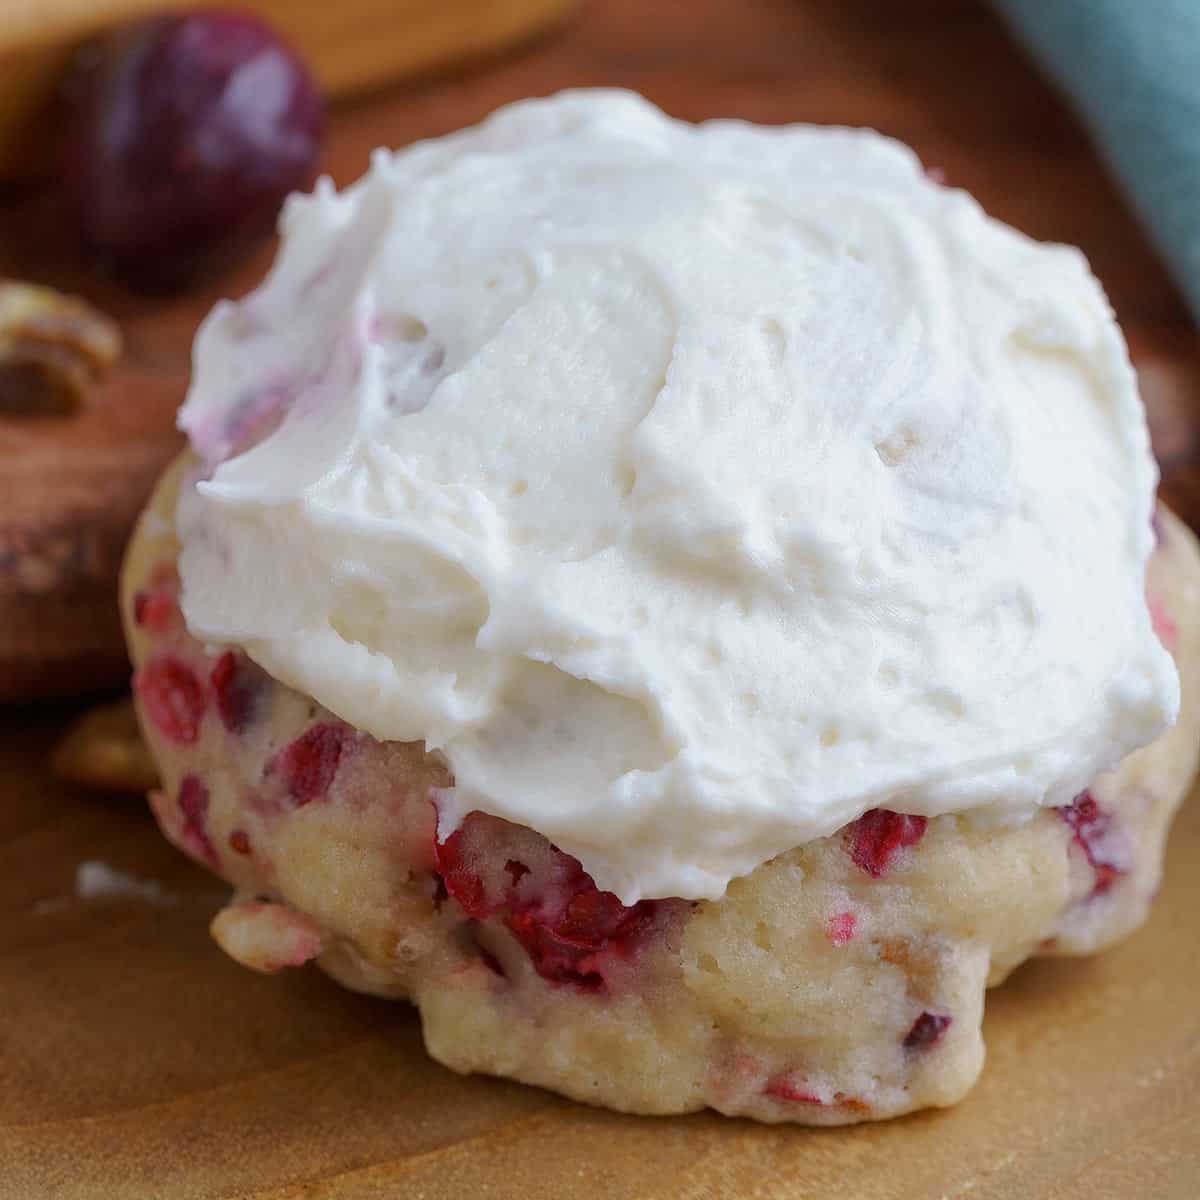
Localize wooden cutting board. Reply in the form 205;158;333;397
2;1;1199;1194
3;713;1199;1199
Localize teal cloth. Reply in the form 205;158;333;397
992;0;1200;323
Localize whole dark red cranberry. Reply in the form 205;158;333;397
64;9;324;291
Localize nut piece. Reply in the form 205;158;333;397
0;280;122;414
211;900;327;974
51;696;159;793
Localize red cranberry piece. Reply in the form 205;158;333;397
826;910;857;946
764;1078;825;1105
1056;790;1129;895
903;1011;952;1050
271;723;348;807
1147;593;1177;651
210;650;265;733
178;774;217;866
433;818;667;991
505;877;662;992
845;809;928;877
135;655;206;744
433;828;491;919
133;586;178;632
763;1078;867;1112
228;829;251;855
132;565;181;632
515;864;663;988
506;897;657;988
64;10;323;291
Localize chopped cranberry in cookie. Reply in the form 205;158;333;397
211;650;267;734
846;810;928;878
903;1011;952;1051
826;910;858;946
1057;791;1130;895
135;655;206;745
268;723;350;807
435;815;673;991
132;565;181;633
178;773;217;866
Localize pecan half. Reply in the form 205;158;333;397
0;280;121;414
51;697;159;793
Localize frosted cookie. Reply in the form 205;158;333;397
122;91;1196;1124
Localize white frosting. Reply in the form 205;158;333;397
176;90;1178;903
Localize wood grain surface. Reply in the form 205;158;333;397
2;0;1199;1196
4;714;1199;1199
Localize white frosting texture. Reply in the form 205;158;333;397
177;89;1178;902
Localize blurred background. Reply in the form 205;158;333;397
1;0;1197;711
